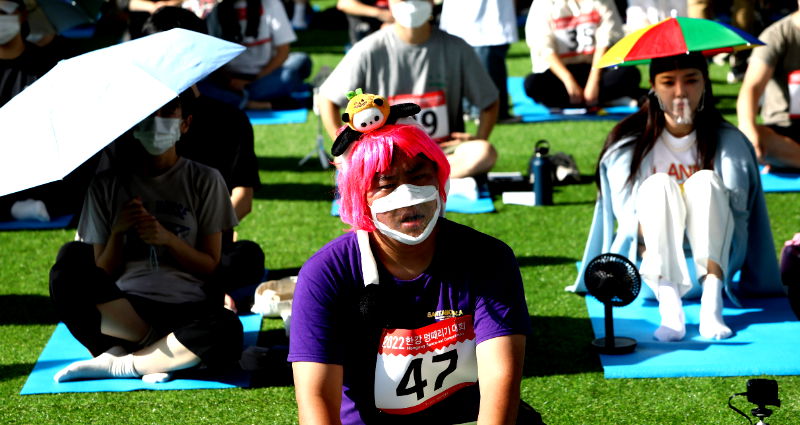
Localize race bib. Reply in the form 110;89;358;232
374;315;477;415
551;10;600;58
389;91;449;142
789;70;800;119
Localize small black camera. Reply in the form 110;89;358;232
747;379;781;408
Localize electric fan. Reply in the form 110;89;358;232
584;253;641;354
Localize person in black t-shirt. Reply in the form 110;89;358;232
0;0;97;223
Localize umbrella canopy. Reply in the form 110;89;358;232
0;28;244;197
35;0;100;33
596;17;764;68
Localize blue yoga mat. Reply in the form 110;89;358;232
507;76;637;123
759;165;800;192
585;295;800;378
246;108;308;125
330;194;495;216
0;214;73;231
20;314;262;395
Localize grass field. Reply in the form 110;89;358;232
2;5;800;424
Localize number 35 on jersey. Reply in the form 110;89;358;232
374;315;477;414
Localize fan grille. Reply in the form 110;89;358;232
584;253;641;306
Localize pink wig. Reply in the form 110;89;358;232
337;124;450;232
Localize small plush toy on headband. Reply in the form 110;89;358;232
331;89;421;156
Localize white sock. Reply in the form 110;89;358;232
142;372;173;384
654;282;686;342
54;347;139;383
699;275;733;339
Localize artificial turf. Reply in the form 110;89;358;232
2;6;799;424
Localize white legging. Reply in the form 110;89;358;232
635;170;734;297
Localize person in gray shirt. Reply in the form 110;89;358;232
49;93;243;383
318;0;500;178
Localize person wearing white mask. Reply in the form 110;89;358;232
0;0;86;224
0;0;54;107
49;92;243;383
289;122;542;424
318;0;500;179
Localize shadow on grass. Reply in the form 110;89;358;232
0;295;57;325
257;156;334;173
247;329;294;388
517;255;575;267
0;363;34;382
254;183;335;201
524;315;602;376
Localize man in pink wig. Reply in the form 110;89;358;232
288;122;541;424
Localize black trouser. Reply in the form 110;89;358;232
49;242;243;368
768;121;800;145
523;63;642;109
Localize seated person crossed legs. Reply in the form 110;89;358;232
49;93;243;382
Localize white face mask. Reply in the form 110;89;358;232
370;184;440;245
0;15;21;45
657;93;702;126
391;0;432;29
670;97;693;125
133;116;182;156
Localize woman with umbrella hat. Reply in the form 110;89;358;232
571;17;786;342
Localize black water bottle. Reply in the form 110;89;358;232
531;140;553;206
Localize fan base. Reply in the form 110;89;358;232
592;337;637;354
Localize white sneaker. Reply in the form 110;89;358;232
605;96;637;108
727;71;743;84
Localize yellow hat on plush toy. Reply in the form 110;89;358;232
342;88;392;133
331;88;421;157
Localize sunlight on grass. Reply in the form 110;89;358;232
2;7;800;424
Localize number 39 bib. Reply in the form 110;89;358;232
389;91;449;142
374;315;477;415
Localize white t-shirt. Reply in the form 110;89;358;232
624;0;686;33
649;130;699;184
439;0;518;47
208;0;297;75
525;0;624;73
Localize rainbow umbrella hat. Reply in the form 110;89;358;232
596;17;764;68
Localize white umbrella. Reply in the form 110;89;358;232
0;28;245;197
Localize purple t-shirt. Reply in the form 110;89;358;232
288;218;530;425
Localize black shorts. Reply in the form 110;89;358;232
767;121;800;143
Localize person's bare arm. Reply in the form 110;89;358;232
737;59;774;151
128;0;183;13
94;197;149;275
476;99;499;141
476;334;526;425
293;362;344;425
256;44;290;80
230;186;254;221
545;51;584;105
584;46;608;106
337;0;393;22
319;96;344;141
135;217;222;276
